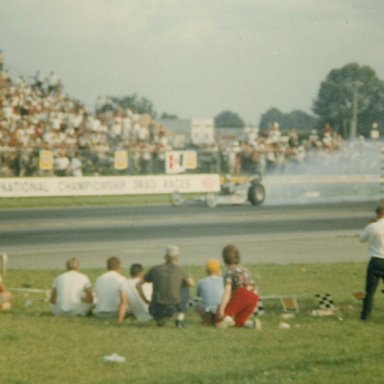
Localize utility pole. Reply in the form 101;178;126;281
350;80;363;140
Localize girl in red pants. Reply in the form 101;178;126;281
217;244;259;329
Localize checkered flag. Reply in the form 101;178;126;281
315;293;335;310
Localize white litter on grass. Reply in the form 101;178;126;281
281;313;295;320
24;299;33;307
278;322;291;329
311;309;335;317
103;353;125;363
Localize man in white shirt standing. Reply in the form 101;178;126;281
50;258;93;316
94;257;127;319
70;152;83;177
54;149;70;177
360;206;384;320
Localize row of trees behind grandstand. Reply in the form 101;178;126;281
109;63;384;139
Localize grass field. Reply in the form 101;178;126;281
0;195;173;209
2;262;384;384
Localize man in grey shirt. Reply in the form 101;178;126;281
137;245;194;327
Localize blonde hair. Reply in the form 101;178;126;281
66;258;80;271
107;256;120;271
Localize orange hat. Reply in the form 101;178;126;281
205;259;220;274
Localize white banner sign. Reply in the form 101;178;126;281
0;174;220;197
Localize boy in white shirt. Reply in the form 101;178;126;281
118;264;152;323
94;257;127;319
50;258;93;316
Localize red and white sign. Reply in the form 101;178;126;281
165;151;197;174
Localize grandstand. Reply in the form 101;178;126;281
0;58;378;178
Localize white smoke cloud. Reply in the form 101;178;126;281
263;139;381;205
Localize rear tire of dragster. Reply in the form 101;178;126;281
248;183;266;206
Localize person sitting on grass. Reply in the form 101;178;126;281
137;245;194;328
50;258;94;317
117;263;152;324
94;256;127;319
216;244;260;329
195;259;224;325
0;272;12;311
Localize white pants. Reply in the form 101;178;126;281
51;303;93;317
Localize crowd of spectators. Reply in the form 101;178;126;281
0;64;172;177
43;243;260;329
0;58;378;178
213;122;344;175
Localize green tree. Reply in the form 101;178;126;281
160;112;178;120
312;63;384;137
214;110;245;128
259;108;317;131
288;110;318;131
112;93;157;118
259;108;284;130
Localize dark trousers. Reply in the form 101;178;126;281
149;287;190;321
361;257;384;320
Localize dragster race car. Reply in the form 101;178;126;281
170;174;266;208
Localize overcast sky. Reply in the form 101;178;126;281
1;0;383;124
